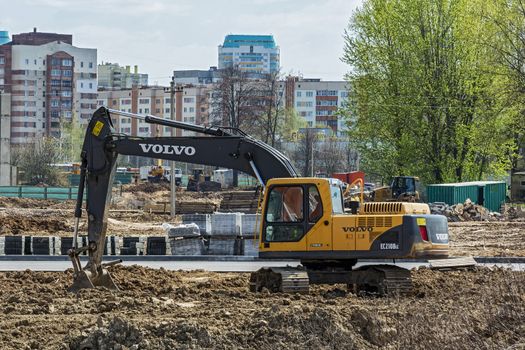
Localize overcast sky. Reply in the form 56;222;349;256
0;0;362;85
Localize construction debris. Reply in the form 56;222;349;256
429;199;502;222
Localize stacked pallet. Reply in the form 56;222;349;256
167;223;204;255
219;191;260;213
207;213;242;255
181;214;211;235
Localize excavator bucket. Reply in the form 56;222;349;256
68;269;119;293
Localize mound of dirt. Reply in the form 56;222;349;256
0;266;523;349
0;197;74;209
0;211;72;235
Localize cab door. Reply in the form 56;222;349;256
261;184;308;252
305;184;332;251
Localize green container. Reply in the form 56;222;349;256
482;182;507;212
427;181;506;212
427;184;479;205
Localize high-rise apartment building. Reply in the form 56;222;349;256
282;77;349;136
218;34;280;75
98;62;148;89
0;28;97;144
96;84;211;138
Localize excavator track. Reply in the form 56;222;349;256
251;264;412;296
352;265;413;296
249;267;310;293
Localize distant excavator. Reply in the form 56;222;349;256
68;107;450;295
372;176;421;202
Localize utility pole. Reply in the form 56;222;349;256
169;76;176;219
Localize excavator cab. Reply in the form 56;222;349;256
391;176;419;199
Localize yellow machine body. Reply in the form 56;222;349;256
258;178;448;261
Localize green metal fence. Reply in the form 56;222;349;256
0;186;79;200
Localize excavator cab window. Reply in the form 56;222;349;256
264;185;306;242
308;185;323;223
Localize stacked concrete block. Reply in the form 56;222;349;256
242;239;259;257
206;213;243;255
210;213;242;236
181;214;211;235
207;237;237;255
168;223;204;255
121;236;146;255
104;236;122;256
146;236;170;255
170;237;204;255
31;236;61;255
241;214;261;238
4;236;25;255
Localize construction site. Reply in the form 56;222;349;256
0;184;524;349
0;106;522;350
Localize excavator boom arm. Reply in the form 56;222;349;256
68;106;297;291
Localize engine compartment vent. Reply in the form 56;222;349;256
359;202;430;215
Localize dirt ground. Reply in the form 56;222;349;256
0;266;522;350
449;221;525;257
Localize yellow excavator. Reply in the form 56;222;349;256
68;107;450;295
372;176;421;202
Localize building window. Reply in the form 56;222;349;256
63;70;72;77
183;97;194;103
62;59;72;66
156;108;160;113
62;90;72;97
306;91;313;97
89;62;93;68
51;79;61;86
80;62;84;68
89;83;93;89
296;91;302;97
51;100;59;107
80;82;84;88
155;99;161;104
139;98;150;104
139;108;143;114
25;59;29;65
139;127;149;133
144;108;150;114
165;108;170;113
0;56;5;64
189;107;194;113
183;107;187;113
51;69;61;76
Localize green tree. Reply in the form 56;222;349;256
60;117;85;162
342;0;511;184
14;138;63;185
